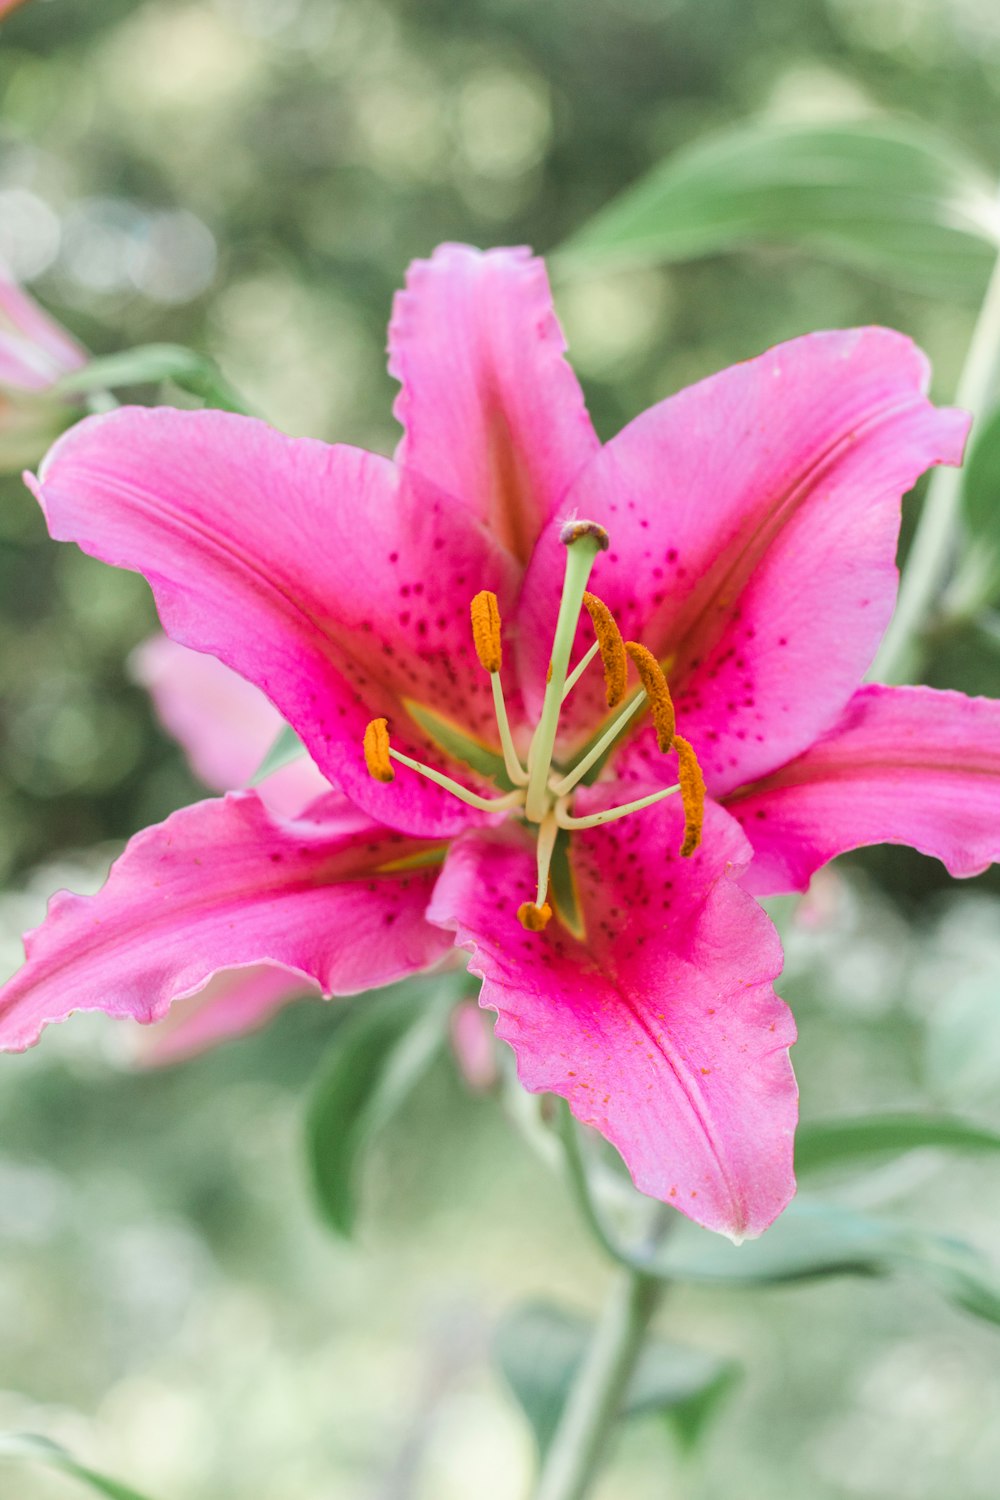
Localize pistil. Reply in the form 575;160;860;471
517;810;558;931
524;521;609;823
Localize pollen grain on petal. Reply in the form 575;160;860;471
363;718;394;782
470;589;503;674
673;734;706;857
625;642;676;750
517;900;552;932
583;591;627;708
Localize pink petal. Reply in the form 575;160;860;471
29;406;521;838
0;791;451;1053
130;634;327;815
727;684;1000;895
0;265;86;389
428;798;797;1240
139;963;312;1065
389;244;599;565
516;329;968;789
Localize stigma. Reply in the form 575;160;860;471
362;521;706;931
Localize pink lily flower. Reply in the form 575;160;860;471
0;265;87;470
2;243;996;1241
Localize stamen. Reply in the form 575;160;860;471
388;748;526;813
470;590;503;674
518;813;558;931
525;522;609;823
363;718;394;782
490;675;530;787
549;689;647;798
582;592;627;708
673;735;706;857
562;640;600;701
363;720;524;813
467;591;528;786
624;642;676;751
554;783;680;831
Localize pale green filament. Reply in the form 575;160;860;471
525;532;606;823
388;748;526;813
554;783;680;831
490;672;529;786
561;640;601;701
549;690;648;799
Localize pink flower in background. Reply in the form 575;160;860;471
0;265;87;470
0;265;86;392
3;242;998;1240
0;0;31;21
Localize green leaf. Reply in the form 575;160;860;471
659;1199;1000;1326
796;1112;1000;1174
556;118;999;295
305;978;461;1238
251;722;308;784
55;343;254;414
0;1433;158;1500
494;1301;738;1459
958;404;1000;604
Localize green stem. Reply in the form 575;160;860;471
533;1267;662;1500
873;234;1000;684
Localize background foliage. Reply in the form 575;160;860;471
2;0;1000;1496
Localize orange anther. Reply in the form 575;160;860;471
470;590;503;674
673;734;705;857
583;592;627;708
624;642;676;750
363;718;394;782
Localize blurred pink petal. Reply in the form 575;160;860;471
0;263;86;392
130;633;327;815
449;999;497;1091
139;964;313;1065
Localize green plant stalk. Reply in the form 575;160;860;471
874;232;1000;683
533;1266;663;1500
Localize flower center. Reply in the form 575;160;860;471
363;520;705;931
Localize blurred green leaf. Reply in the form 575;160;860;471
56;344;254;415
796;1112;1000;1173
958;404;1000;604
495;1301;738;1458
251;722;307;783
0;1433;158;1500
305;978;461;1238
660;1199;1000;1325
556;118;998;294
